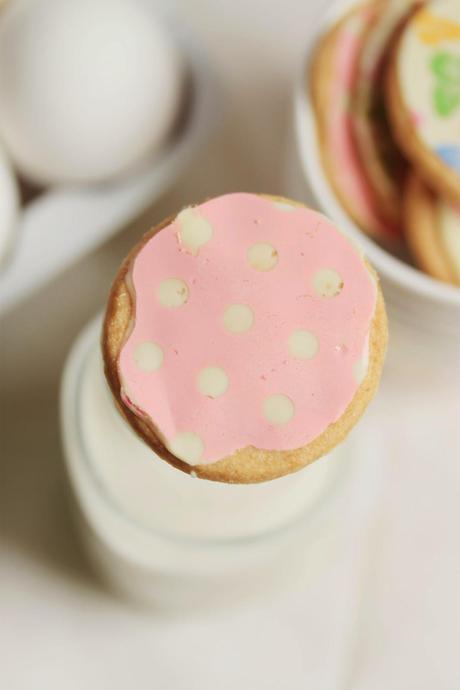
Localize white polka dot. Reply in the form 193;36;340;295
247;242;278;271
156;278;189;308
288;330;319;359
263;394;295;425
177;207;213;256
133;341;164;372
168;431;204;465
223;304;254;333
198;366;229;398
313;269;343;297
353;346;369;384
273;201;296;211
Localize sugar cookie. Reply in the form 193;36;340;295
403;173;460;286
386;1;460;204
310;4;398;242
352;0;414;228
103;194;387;483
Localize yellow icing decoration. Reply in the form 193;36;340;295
415;9;460;45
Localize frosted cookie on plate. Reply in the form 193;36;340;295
103;193;387;483
403;173;460;286
386;1;460;204
310;4;397;242
352;0;415;229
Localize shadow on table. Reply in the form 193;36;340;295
0;383;110;598
0;210;158;601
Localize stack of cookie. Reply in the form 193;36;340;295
310;0;460;287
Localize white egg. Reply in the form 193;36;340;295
0;0;184;185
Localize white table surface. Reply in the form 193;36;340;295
1;1;459;689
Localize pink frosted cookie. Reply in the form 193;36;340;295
309;3;399;243
103;194;387;483
352;0;415;229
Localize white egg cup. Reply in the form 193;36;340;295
285;0;460;373
60;315;357;609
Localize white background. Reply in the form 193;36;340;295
1;1;459;689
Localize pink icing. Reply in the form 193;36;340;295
410;109;424;127
118;194;377;464
328;8;398;238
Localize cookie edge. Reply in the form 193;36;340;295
385;9;460;205
403;172;459;285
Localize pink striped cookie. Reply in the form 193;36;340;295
103;194;387;483
309;3;400;243
352;0;415;230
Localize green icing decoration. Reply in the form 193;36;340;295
430;52;460;117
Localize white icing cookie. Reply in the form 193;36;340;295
388;1;460;202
